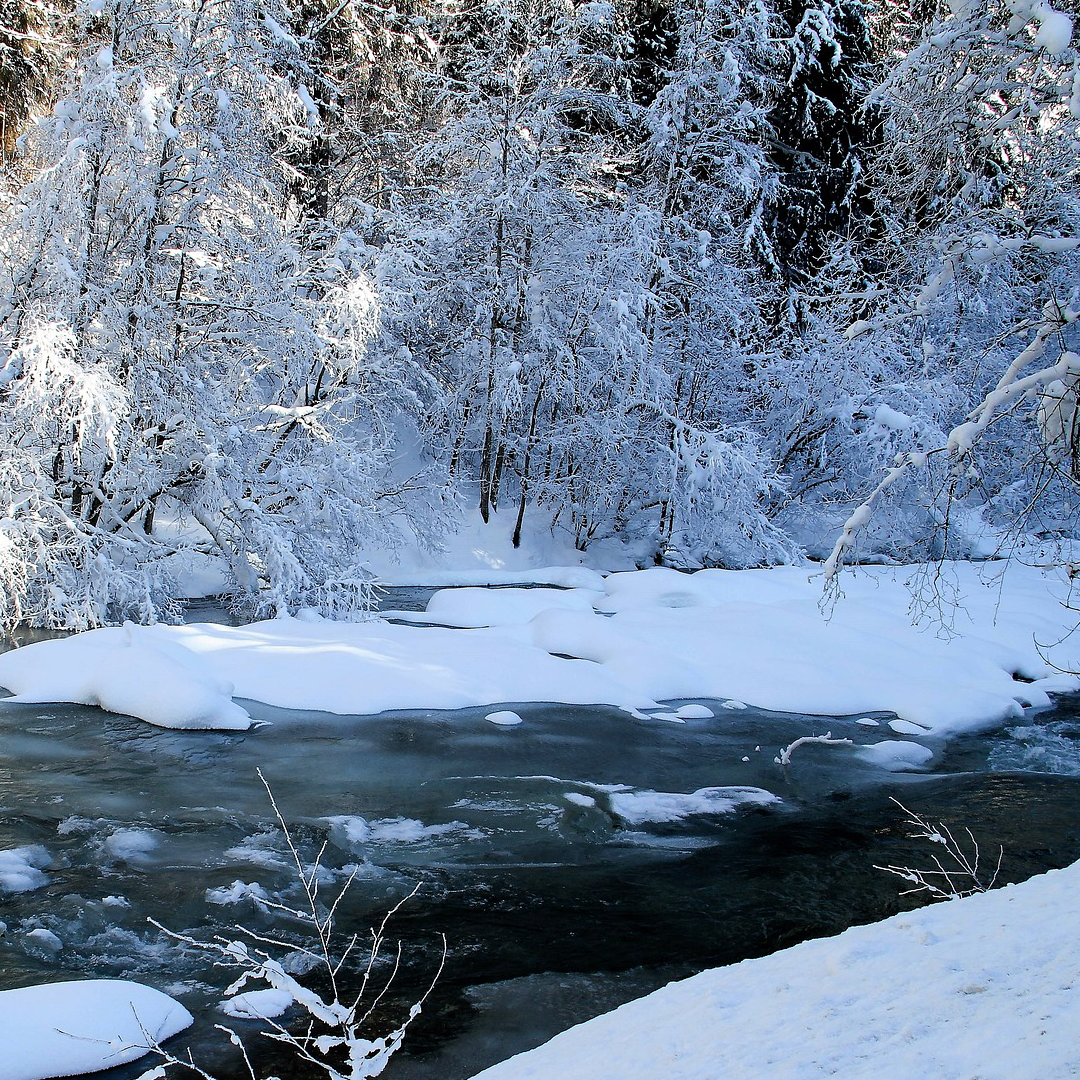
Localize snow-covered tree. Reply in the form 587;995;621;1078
615;0;796;566
0;0;423;630
819;0;1080;574
376;0;639;540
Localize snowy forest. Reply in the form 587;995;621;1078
1;0;1078;630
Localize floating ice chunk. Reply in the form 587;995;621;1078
0;979;192;1080
720;700;747;710
0;846;51;893
856;740;935;771
101;895;130;908
0;625;253;731
220;988;294;1020
486;710;524;726
609;786;779;826
856;718;880;727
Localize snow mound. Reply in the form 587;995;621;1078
856;740;935;771
0;979;192;1080
423;586;601;627
0;624;253;730
468;860;1080;1080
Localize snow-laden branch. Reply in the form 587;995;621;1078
775;731;853;766
825;301;1079;588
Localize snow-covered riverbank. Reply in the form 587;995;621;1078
1;561;1077;740
467;854;1080;1080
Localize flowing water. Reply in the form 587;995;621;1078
2;602;1080;1080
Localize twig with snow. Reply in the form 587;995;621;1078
774;731;853;766
875;798;1003;901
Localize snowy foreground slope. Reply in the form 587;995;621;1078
0;561;1077;736
469;859;1080;1080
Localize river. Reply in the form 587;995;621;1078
1;599;1079;1080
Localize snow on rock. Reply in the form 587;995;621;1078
103;827;161;863
486;710;524;726
0;623;252;730
0;979;192;1080
673;704;715;719
23;929;63;952
855;740;935;771
0;845;51;893
206;880;270;906
468;859;1080;1080
1;561;1076;738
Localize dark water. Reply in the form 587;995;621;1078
1;638;1079;1079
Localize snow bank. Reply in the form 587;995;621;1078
0;623;252;730
0;979;192;1080
468;859;1080;1080
1;561;1076;737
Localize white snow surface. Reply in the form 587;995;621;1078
469;859;1080;1080
0;979;192;1080
1;562;1076;736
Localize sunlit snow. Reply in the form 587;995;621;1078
1;562;1075;740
